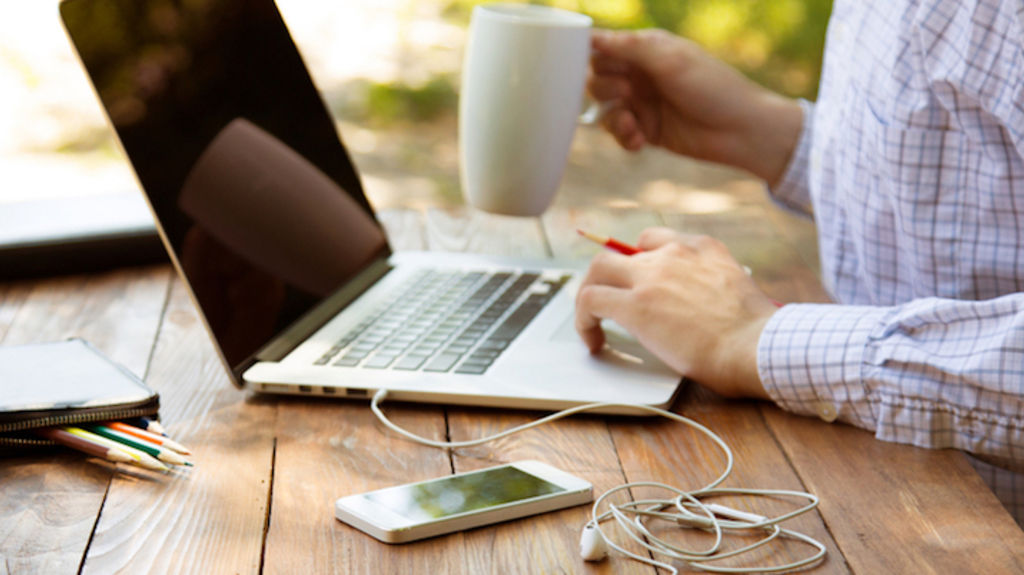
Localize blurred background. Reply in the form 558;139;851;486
0;0;831;224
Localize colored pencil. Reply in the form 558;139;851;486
577;229;640;255
108;421;191;455
85;425;193;467
36;427;135;465
136;416;168;436
64;427;168;472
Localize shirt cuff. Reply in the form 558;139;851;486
767;98;815;215
757;303;888;429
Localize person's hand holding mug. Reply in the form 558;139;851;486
587;29;803;188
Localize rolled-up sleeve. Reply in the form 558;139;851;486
766;98;815;216
758;296;1024;471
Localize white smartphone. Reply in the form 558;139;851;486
334;460;593;543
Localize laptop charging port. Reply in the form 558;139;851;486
345;388;368;397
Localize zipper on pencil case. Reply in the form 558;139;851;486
0;403;159;433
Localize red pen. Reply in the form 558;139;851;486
576;228;784;307
576;229;640;255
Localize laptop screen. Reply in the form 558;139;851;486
61;0;391;369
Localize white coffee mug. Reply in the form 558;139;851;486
459;3;592;216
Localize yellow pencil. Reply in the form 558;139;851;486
36;427;136;465
64;427;168;472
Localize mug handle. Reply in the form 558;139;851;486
578;99;620;126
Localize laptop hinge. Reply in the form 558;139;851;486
235;255;393;375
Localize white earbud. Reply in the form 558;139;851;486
579;522;608;561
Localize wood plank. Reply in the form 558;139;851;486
377;208;427;251
264;398;457;574
0;451;119;575
762;408;1024;573
0;280;31;342
424;207;547;257
447;409;653;574
610;386;849;573
0;267;172;575
0;266;173;375
80;278;275;574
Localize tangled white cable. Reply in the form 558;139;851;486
370;389;826;573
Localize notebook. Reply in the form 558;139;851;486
59;0;683;412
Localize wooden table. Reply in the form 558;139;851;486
2;203;1023;574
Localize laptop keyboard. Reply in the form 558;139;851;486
313;269;571;374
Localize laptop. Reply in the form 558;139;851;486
60;0;683;412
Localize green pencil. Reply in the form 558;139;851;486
64;427;168;472
85;424;193;467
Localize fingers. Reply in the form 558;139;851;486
590;50;631;76
587;74;631;101
575;284;631;353
581;251;633;289
602;107;646;150
591;29;676;72
575;252;634;353
635;227;706;251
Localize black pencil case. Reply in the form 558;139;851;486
0;338;160;453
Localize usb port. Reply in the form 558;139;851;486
298;385;312;393
346;388;368;397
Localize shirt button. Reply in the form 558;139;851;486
817;402;838;423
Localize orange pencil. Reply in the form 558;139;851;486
576;229;640;255
109;421;192;455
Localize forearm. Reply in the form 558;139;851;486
729;92;804;189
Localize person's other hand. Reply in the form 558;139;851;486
588;29;802;188
575;227;777;399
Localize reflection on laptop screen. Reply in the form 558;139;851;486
61;0;390;368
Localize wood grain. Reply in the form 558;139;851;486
377;208;428;251
425;207;548;257
762;408;1024;574
0;280;31;342
610;388;848;574
0;266;171;574
81;278;275;574
0;266;172;375
447;409;654;574
264;397;455;574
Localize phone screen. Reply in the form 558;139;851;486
364;466;565;522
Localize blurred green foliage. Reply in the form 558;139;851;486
364;76;459;126
355;0;834;125
444;0;833;100
370;0;832;123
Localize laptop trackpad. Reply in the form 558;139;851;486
551;313;639;345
